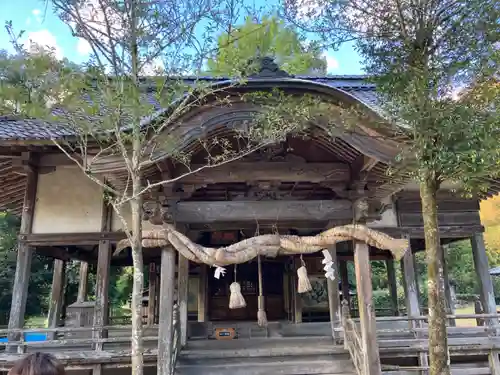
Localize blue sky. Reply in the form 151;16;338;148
0;0;364;75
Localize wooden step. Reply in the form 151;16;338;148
178;337;355;375
183;337;347;359
179;354;351;366
382;366;491;375
176;356;355;375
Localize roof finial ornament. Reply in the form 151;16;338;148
248;55;292;79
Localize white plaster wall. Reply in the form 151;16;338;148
32;166;103;233
367;206;398;227
111;203;162;232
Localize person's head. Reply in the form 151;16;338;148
8;353;65;375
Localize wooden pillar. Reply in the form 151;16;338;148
353;241;381;375
147;262;158;326
47;259;66;339
158;246;176;375
471;233;498;325
283;272;290;318
197;264;208;322
294;257;302;323
400;238;428;370
155;268;160;324
93;196;112;350
412;252;423;312
386;258;399;316
8;163;37;350
339;260;351;315
439;245;455;326
326;245;341;340
77;261;89;302
400;246;421;319
178;254;189;346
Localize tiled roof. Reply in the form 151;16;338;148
0;75;379;141
0;116;74;141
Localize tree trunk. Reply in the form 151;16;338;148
129;2;144;374
420;171;450;375
130;187;144;375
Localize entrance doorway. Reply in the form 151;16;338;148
208;260;285;321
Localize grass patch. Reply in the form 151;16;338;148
454;304;500;327
24;316;46;328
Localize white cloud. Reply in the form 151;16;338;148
65;0;125;58
24;29;64;60
76;38;92;55
69;1;125;42
141;58;165;76
25;18;32;26
32;9;43;23
323;52;339;73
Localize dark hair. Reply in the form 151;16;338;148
8;353;65;375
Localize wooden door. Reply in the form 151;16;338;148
208;260;285;321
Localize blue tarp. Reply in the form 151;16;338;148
0;333;47;343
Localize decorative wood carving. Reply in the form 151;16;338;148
172;199;353;223
248;56;292;78
142;199;175;224
175;161;350;185
353;197;369;223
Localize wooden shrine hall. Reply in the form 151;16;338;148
0;60;499;375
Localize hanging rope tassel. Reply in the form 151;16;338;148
229;265;246;309
257;255;268;327
297;255;312;294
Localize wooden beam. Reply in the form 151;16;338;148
176;162;350;184
157;246;176;375
174;200;352;223
353;240;382;375
177;254;189;346
20;232;126;246
471;233;498;327
77;262;89;302
326;245;341;342
19;225;484;248
47;259;66;340
7;160;37;351
147;263;158;326
386;259;399;316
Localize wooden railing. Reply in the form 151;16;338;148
341;300;365;375
367;313;500;375
0;307;183;373
339;308;500;375
0;325;160;355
